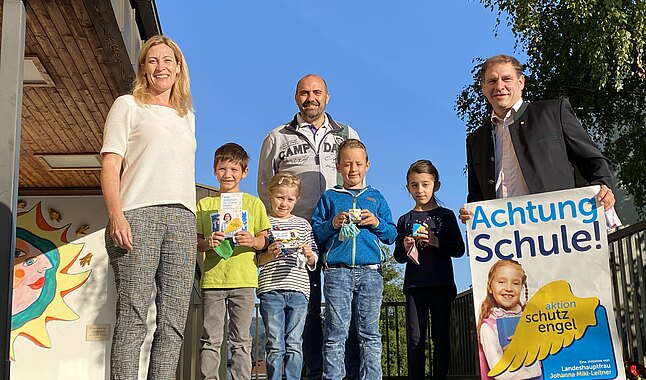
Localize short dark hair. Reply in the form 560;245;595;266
336;139;368;163
480;54;524;83
213;142;250;170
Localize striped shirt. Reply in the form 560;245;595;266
257;215;318;299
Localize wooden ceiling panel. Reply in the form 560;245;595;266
22;90;72;149
65;0;118;111
5;0;136;192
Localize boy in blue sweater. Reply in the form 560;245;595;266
311;139;397;380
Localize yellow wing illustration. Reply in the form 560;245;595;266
224;217;242;234
489;280;599;377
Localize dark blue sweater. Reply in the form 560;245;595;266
393;207;465;288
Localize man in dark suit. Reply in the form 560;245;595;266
460;54;616;222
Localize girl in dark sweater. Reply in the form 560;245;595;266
394;159;465;380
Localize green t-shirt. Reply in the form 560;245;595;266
196;193;271;288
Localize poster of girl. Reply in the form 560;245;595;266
477;259;542;380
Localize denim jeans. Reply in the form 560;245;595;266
259;290;308;380
322;266;383;380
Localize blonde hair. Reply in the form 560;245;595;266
336;138;368;163
477;259;528;342
268;172;302;198
132;35;193;116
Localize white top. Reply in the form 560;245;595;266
480;306;543;380
101;95;197;214
492;98;529;199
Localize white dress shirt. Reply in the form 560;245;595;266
492;98;529;199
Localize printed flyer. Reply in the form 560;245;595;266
209;192;248;239
270;228;301;255
465;186;624;380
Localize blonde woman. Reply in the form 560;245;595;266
101;35;196;379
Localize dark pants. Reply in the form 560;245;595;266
302;261;361;380
302;261;324;379
404;285;457;380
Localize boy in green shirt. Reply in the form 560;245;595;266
196;142;271;380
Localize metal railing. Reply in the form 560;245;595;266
608;220;646;364
381;291;480;379
183;298;479;380
381;302;406;379
178;220;646;379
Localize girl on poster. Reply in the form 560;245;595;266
478;259;542;380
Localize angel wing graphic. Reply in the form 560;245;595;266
224;217;243;234
489;280;600;377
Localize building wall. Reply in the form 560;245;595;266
111;0;143;66
9;195;157;380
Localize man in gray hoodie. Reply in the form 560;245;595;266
257;74;360;379
258;74;359;220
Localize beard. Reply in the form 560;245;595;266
300;101;325;121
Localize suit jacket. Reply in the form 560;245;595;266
466;97;614;202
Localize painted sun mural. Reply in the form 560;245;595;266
11;202;92;359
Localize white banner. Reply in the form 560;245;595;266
465;186;624;380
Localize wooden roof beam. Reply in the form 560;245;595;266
132;0;162;39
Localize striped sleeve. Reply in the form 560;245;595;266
257;215;314;298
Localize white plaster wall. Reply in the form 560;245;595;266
10;195;155;380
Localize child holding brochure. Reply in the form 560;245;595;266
257;172;318;380
477;259;542;380
196;142;271;380
393;159;465;380
311;139;397;380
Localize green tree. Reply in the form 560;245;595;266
456;0;646;210
382;249;405;303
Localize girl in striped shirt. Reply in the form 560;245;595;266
257;172;318;380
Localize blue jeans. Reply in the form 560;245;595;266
260;290;308;380
322;266;383;380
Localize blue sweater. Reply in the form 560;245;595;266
311;185;397;266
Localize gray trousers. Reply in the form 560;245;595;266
200;287;255;380
106;204;196;380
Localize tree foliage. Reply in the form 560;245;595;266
456;0;646;210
